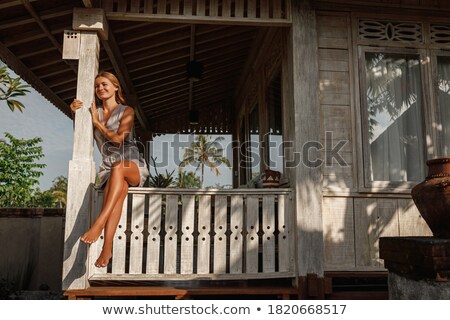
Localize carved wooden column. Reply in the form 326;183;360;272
61;8;107;291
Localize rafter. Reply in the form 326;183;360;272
20;0;78;75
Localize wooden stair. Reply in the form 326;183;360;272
64;285;300;300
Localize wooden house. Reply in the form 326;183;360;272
3;0;447;299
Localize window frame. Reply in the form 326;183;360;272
429;49;450;158
264;68;284;174
358;45;430;191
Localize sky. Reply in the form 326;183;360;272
0;68;232;190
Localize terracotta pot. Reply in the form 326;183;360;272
262;169;281;188
411;157;450;238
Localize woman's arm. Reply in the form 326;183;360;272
92;104;135;145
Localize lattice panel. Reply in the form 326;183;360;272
358;19;422;43
430;24;450;45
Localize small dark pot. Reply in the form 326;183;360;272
262;169;281;188
411;157;450;238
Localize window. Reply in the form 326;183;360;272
238;104;261;185
360;48;426;186
433;53;450;156
356;18;450;190
249;104;260;179
239;119;248;185
266;71;284;173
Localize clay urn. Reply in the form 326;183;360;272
411;157;450;238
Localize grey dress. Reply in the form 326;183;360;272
94;104;149;188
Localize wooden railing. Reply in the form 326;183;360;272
101;0;292;26
88;188;295;281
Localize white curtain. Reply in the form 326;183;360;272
437;55;450;156
365;52;425;182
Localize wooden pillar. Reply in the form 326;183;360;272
287;0;324;277
62;9;105;291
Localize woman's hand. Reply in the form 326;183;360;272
70;99;83;113
91;102;100;127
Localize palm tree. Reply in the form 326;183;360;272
49;175;67;208
179;135;231;188
175;169;201;188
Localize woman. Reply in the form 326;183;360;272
70;71;149;268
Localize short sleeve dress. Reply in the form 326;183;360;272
93;104;149;188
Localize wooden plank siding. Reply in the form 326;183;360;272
317;13;354;190
354;198;431;268
324;196;431;269
317;12;432;270
88;188;295;281
322;197;355;269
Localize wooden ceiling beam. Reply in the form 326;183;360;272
134;72;185;91
20;0;78;75
148;93;232;122
138;59;246;101
0;0;37;9
4;1;78;91
138;80;188;100
126;43;190;66
0;7;73;30
142;72;239;108
3;25;67;47
129;42;249;81
39;68;73;80
117;24;188;45
17;46;53;59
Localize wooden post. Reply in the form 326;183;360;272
288;0;324;277
62;9;103;291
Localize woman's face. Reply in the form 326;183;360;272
95;76;118;101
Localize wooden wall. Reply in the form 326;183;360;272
316;12;432;270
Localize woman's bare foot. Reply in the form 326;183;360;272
95;249;112;268
80;226;103;244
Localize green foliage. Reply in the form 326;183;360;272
179;134;231;187
175;169;201;188
32;189;58;208
0;132;46;207
148;157;175;188
0;64;30;112
48;175;67;208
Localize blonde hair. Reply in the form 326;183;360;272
95;71;126;105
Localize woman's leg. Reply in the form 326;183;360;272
94;180;128;267
81;160;140;244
